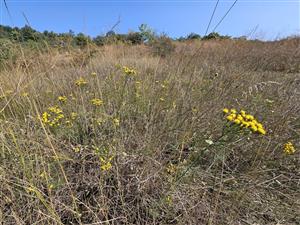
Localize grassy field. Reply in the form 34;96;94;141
0;38;299;224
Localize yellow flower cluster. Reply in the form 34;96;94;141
122;66;137;76
41;106;64;127
75;77;88;86
284;142;296;155
113;118;120;127
100;156;113;171
58;96;67;103
90;98;103;106
223;108;266;135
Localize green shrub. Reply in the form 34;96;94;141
202;32;231;40
126;32;143;45
0;38;17;67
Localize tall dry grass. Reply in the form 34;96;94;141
0;38;299;224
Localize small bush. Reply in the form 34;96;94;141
0;38;17;68
150;35;175;57
126;32;143;45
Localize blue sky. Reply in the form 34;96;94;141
0;0;299;39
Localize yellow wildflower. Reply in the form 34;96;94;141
234;119;241;124
223;108;229;114
284;142;296;155
42;112;50;124
123;66;137;76
237;115;244;121
75;77;88;86
91;98;103;106
230;109;237;114
257;127;266;135
250;125;258;132
226;115;234;121
113;118;120;126
58;96;67;103
100;156;113;171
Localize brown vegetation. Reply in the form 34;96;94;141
0;38;299;224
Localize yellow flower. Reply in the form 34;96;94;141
223;108;229;114
257;127;266;135
230;113;237;119
91;98;103;106
122;66;137;76
284;142;296;155
241;121;250;128
245;114;254;121
48;106;63;114
240;110;246;115
230;109;237;114
251;125;258;132
41;106;65;127
100;156;114;171
113;118;120;126
257;123;263;128
226;115;234;121
234;119;241;124
96;118;105;125
237;115;244;121
58;96;67;103
75;77;88;86
42;112;50;124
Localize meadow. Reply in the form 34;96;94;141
0;37;299;224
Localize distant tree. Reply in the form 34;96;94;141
126;32;143;45
93;35;106;46
186;32;201;40
20;25;37;41
138;24;156;43
10;30;21;41
202;32;231;40
74;33;91;47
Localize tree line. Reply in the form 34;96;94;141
0;24;231;48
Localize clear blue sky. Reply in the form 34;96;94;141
1;0;299;39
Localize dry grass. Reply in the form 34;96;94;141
0;38;300;225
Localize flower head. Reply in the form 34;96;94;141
284;142;296;155
113;118;120;126
223;108;229;114
58;96;67;103
75;77;88;86
91;98;103;106
122;66;137;76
